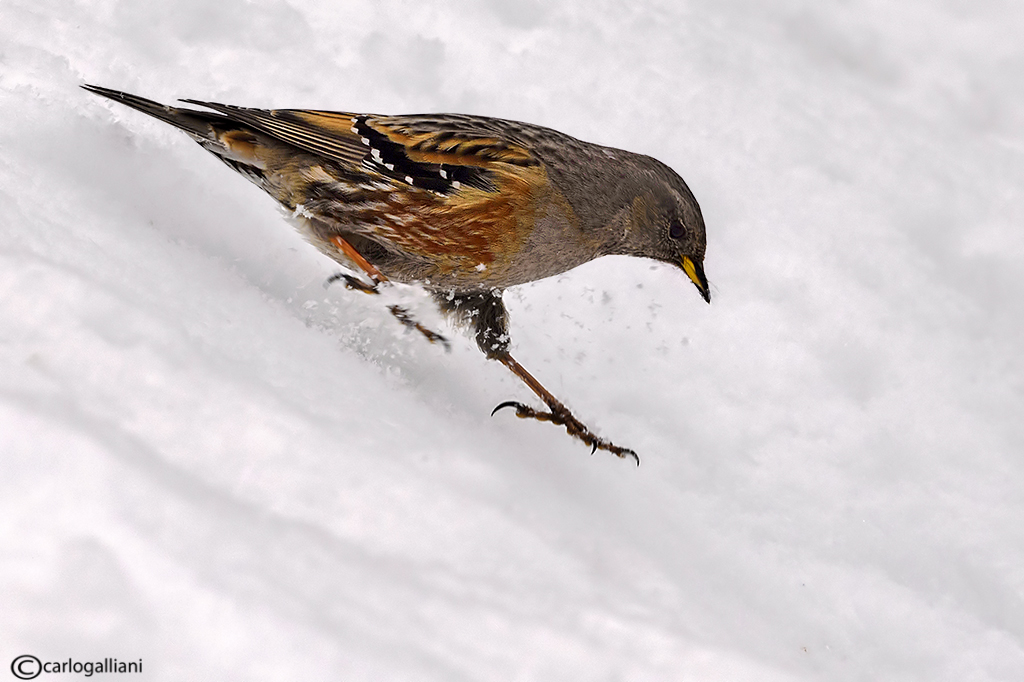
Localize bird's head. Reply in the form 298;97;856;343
621;157;710;303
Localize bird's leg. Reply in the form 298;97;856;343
434;289;638;464
491;354;639;464
325;235;450;350
328;235;387;284
324;235;387;292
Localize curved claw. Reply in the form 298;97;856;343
323;272;346;289
490;394;640;466
491;400;526;417
324;272;378;294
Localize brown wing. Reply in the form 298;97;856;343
180;100;553;280
180;100;368;168
181;100;540;194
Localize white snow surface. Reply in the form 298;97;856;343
2;1;1023;680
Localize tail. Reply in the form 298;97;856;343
82;84;226;140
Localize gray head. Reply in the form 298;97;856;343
618;155;710;303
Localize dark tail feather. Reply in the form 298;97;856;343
82;84;226;140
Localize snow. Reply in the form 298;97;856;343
2;0;1023;679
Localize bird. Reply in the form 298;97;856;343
82;84;710;464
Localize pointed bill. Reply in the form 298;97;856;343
681;256;711;303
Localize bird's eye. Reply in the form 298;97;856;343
669;220;685;239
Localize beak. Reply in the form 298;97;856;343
681;256;711;303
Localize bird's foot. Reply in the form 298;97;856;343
491;400;639;465
387;304;451;351
325;272;451;350
324;272;378;294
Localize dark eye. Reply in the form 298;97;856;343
669;220;686;240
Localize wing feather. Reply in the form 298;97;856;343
179;100;368;167
180;100;540;194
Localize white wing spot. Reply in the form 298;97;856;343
452;180;461;189
384;163;395;171
360;137;370;145
439;169;448;179
292;203;315;220
405;175;414;184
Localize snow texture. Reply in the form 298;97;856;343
2;1;1023;680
